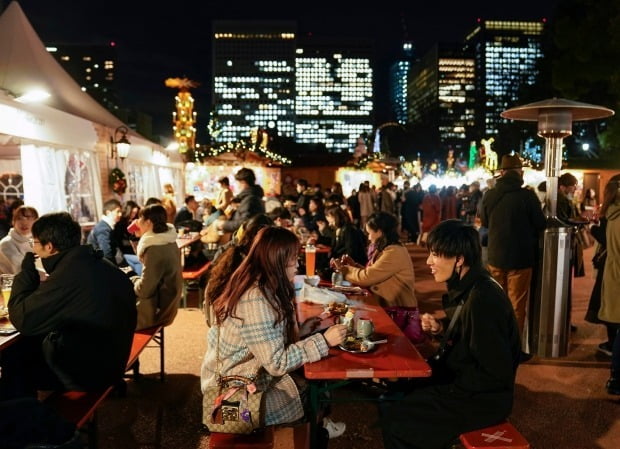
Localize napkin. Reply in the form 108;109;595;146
299;285;347;305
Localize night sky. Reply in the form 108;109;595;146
12;0;560;140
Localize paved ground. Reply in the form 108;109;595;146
95;243;620;449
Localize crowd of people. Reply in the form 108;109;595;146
0;162;618;448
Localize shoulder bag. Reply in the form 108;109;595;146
202;327;265;434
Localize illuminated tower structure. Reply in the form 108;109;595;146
212;21;297;144
295;36;374;153
165;77;198;154
408;42;475;157
389;15;416;125
464;19;545;140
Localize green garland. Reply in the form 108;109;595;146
109;168;127;195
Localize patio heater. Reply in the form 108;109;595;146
501;98;614;357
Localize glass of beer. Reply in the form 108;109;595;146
1;274;14;309
305;244;316;277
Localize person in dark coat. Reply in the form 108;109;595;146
479;154;546;340
87;198;122;265
378;219;521;449
324;205;367;266
1;212;137;399
217;167;265;234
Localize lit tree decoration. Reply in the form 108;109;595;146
165;77;199;154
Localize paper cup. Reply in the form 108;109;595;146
127;219;139;234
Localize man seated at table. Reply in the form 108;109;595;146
1;212;137;399
377;219;521;449
87;198;123;265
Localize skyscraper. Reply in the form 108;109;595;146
389;41;415;125
46;42;120;115
465;19;545;139
408;43;475;157
211;21;374;153
295;36;374;153
212;21;297;145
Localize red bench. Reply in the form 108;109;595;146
459;421;530;449
45;325;165;448
209;426;275;449
181;261;211;308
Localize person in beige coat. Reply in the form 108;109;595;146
129;204;183;330
331;211;417;307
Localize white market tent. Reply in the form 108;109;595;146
0;1;184;222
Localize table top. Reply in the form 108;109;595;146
176;232;201;249
298;290;431;380
0;317;20;351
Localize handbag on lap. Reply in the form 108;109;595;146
202;327;265;434
384;306;427;344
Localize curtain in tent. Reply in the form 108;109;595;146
21;144;102;223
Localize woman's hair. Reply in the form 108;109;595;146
212;226;300;340
366;211;400;251
122;200;140;220
12;205;38;224
600;174;620;217
427;219;481;267
325;205;350;228
139;204;168;233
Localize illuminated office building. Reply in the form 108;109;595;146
408;43;475;156
212;21;297;144
295;37;374;153
389;41;416;125
465;19;545;138
46;43;120;114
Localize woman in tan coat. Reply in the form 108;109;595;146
331;211;417;307
130;204;183;330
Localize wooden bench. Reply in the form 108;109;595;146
459;421;530;449
45;325;165;448
209;426;275;449
181;261;211;308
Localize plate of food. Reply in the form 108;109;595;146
338;336;377;354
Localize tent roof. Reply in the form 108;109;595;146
0;1;125;129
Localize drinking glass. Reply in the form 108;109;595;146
305;244;316;277
1;274;15;309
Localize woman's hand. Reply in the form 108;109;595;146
330;257;343;271
421;313;442;335
299;316;322;338
323;324;348;347
340;254;355;266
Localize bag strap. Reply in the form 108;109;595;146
436;301;464;354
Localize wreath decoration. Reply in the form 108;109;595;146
109;168;127;195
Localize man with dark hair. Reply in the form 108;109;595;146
87;198;122;264
174;195;202;231
557;172;580;224
378;219;521;449
296;178;312;212
480;154;545;347
216;167;265;234
2;212;137;398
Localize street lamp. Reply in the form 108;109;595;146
502;98;614;358
110;125;131;160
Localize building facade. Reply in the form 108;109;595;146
408;43;475;157
212;21;374;153
389;41;415;125
464;19;545;140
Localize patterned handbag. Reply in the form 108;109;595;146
203;327;265;434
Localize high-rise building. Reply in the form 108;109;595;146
408;43;475;157
464;19;545;139
212;21;297;144
212;21;374;153
46;42;120;115
389;41;416;125
295;37;374;153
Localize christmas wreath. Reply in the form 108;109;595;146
109;168;127;195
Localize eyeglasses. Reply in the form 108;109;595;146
28;238;41;248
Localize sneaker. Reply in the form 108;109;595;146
323;417;346;439
606;377;620;395
597;342;613;357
